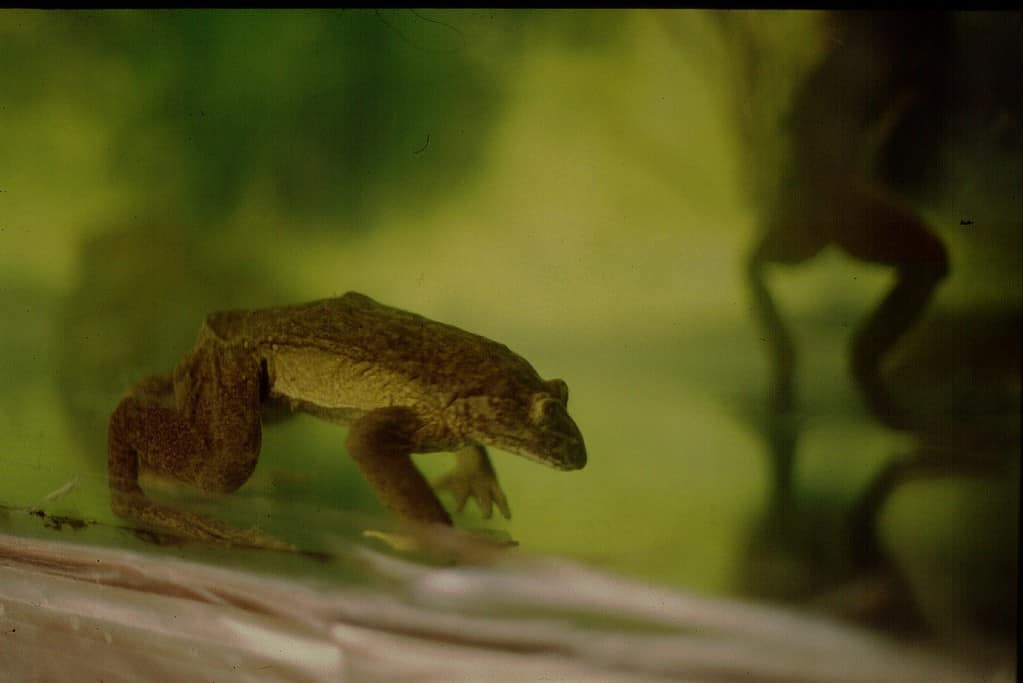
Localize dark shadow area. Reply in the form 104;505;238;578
709;10;1020;640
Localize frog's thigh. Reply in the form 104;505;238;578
754;214;828;266
109;398;212;501
346;407;452;525
175;342;265;493
830;183;946;269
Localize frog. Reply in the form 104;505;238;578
107;292;586;548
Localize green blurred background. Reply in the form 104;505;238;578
1;9;1019;646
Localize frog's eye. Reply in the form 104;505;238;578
543;378;569;405
530;394;562;425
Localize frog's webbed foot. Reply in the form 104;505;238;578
114;493;294;552
363;524;518;562
434;445;511;520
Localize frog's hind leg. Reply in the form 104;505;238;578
346;407;453;526
108;398;215;535
108;398;288;549
746;221;827;511
831;185;949;431
107;344;289;550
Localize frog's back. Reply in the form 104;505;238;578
206;293;543;397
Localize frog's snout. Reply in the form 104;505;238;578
559;437;587;471
531;394;586;471
555;417;587;471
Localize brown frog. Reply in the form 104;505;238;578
108;292;586;547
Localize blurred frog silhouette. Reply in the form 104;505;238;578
746;13;955;556
719;11;1021;640
748;10;951;441
719;11;958;627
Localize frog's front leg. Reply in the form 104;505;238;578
434;445;511;520
345;407;453;525
108;342;290;550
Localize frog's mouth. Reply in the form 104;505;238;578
546;422;587;471
525;392;587;470
497;418;587;471
543;435;587;471
456;393;587;470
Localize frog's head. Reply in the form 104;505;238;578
450;378;586;470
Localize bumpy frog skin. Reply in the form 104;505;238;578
107;292;586;547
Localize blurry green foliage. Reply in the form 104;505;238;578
0;10;629;234
126;10;498;231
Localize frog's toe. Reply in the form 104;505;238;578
477;492;494;519
471;481;510;520
434;475;471;513
193;516;294;552
493;487;511;520
435;474;511;520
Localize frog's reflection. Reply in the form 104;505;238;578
731;11;1018;634
748;10;952;503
